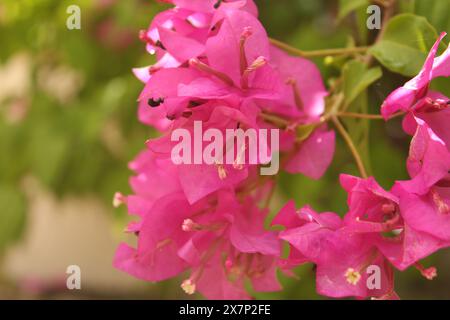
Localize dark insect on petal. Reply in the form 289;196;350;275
213;0;223;9
188;100;203;108
148;97;164;107
155;40;166;50
182;111;193;118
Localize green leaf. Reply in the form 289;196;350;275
338;0;369;20
369;14;439;76
342;60;382;107
296;123;316;142
0;185;26;252
341;60;380;174
27;123;70;188
414;0;450;34
398;0;416;14
343;92;372;174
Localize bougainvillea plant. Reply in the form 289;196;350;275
113;0;450;299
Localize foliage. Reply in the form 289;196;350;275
0;0;449;298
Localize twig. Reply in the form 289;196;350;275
269;38;369;58
337;111;403;120
331;116;368;179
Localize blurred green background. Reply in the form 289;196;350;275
0;0;449;299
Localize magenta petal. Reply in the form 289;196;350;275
230;227;280;256
280;224;336;263
402;112;417;136
404;118;450;191
196;256;250;300
404;32;445;91
139;68;200;101
113;242;187;282
376;225;446;270
178;164;248;204
205;18;240;85
431;32;450;78
394;183;450;242
137;98;171;131
381;32;447;118
285;128;335;179
269;46;327;119
250;260;281;292
158;27;205;62
132;66;151;83
316;251;392;299
206;9;269;85
381;87;417;118
115;194;192;282
126;195;153;217
178;77;233;99
416;93;450;150
270;200;298;228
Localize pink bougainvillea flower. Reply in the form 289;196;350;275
401;91;450;151
158;0;258;16
145;103;275;204
203;8;270;87
135;0;258;80
138;8;208;69
284;125;335;179
272;201;341;268
381;32;449;118
113;193;191;282
135;8;282;125
116;0;450;301
389;120;450;259
387;183;449;272
113;149;183;232
339;174;401;235
314;233;396;300
382;32;450;146
275;202;396;299
403;117;450;192
175;9;283;106
339;174;443;272
116;187;282;299
256;45;334;179
137;67;203;129
264;46;328;120
179;193;281;299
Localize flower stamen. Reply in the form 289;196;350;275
239;27;253;75
241;56;267;89
286;78;304;111
215;161;227;180
414;263;437;280
113;192;126;208
345;268;361;285
431;189;450;214
181;279;196;295
189;58;234;86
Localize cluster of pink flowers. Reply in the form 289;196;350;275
114;0;450;299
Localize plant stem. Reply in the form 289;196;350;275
259;112;290;128
337;112;384;120
331;116;368;179
337;111;404;120
269;38;369;58
364;0;396;65
263;179;277;209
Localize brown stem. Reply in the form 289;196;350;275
269;38;369;58
259;112;290;128
331;116;368;179
337;111;403;120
